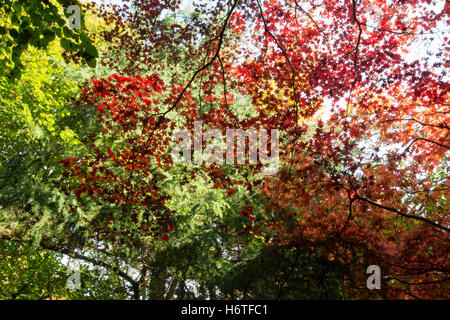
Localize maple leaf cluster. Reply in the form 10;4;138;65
56;0;449;299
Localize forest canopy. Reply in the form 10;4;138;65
0;0;448;300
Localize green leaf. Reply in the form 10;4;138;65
10;66;21;79
86;57;96;68
12;2;22;13
84;43;98;59
11;45;23;58
43;30;55;43
80;32;90;45
60;38;71;51
11;13;20;25
63;26;73;38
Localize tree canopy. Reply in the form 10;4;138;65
0;0;448;300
